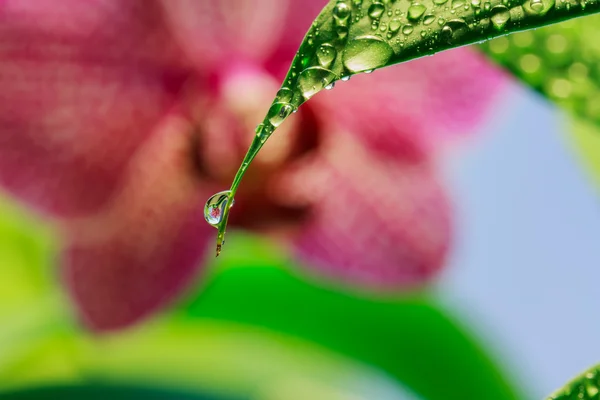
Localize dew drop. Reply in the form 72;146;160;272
267;102;294;127
334;1;352;21
407;3;427;20
204;191;234;228
368;1;386;18
440;19;468;43
423;14;436;24
275;87;293;103
317;43;337;68
434;0;449;5
490;5;510;29
402;24;415;35
297;67;337;99
389;18;402;33
325;82;335;90
341;75;351;81
342;36;394;73
523;0;553;14
451;0;466;9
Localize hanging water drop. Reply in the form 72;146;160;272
341;75;351;81
325;82;335;90
204;191;235;228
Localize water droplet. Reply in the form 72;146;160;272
389;18;402;33
440;19;468;43
325;82;335;90
267;102;294;127
434;0;449;5
490;5;510;29
368;2;386;18
423;14;436;24
317;43;337;68
402;24;415;35
451;0;466;8
204;191;234;227
275;87;293;103
341;75;351;81
255;123;265;137
364;69;374;74
407;3;427;20
523;0;554;14
334;1;352;21
297;67;337;99
342;36;394;73
471;0;482;7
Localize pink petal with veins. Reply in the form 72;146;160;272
62;116;212;331
0;0;190;217
275;127;451;288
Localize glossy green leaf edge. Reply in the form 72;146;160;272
214;0;600;254
480;14;600;126
546;364;600;399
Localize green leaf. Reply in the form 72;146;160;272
546;364;600;399
479;15;600;126
183;233;523;400
212;0;600;253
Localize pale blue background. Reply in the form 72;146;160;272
439;82;600;398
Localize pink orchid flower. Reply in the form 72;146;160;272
0;0;504;331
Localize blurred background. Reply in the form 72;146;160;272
1;1;599;400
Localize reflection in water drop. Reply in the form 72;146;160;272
204;191;234;227
268;102;295;127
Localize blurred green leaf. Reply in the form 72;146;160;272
77;319;418;400
570;119;600;191
0;196;59;316
546;364;600;399
480;15;600;125
182;233;523;400
0;384;242;400
479;16;600;192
